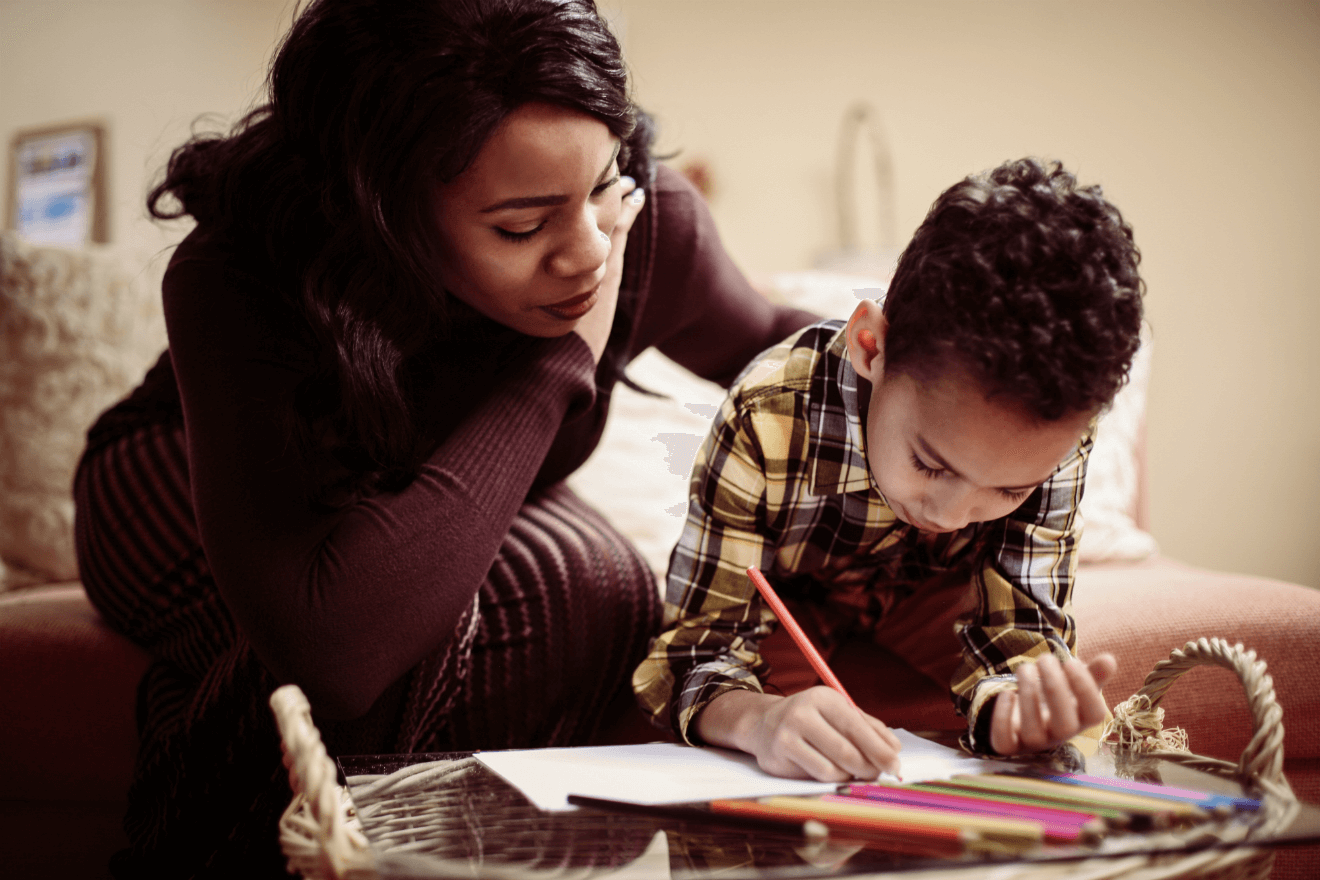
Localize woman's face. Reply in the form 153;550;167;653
431;102;624;337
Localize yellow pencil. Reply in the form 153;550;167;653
932;775;1205;824
729;795;1045;853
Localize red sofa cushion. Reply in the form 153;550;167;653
0;583;149;802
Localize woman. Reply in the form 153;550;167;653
74;0;816;875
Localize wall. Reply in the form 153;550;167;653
605;0;1320;591
0;0;291;260
2;0;1317;588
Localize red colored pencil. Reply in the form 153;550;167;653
746;566;856;709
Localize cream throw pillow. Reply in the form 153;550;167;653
0;232;167;589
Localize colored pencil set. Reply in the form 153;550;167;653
705;771;1260;856
577;567;1256;858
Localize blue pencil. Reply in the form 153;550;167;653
1024;771;1260;814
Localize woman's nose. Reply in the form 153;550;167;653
547;210;610;279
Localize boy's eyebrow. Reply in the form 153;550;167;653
479;141;622;214
915;437;1042;492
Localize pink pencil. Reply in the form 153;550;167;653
746;566;857;710
833;786;1106;843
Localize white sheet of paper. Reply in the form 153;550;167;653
476;730;1013;812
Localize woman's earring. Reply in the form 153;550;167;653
599;230;610;243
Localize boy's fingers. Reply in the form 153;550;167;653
856;718;902;779
871;717;903;754
1036;654;1080;738
770;689;890;782
787;739;852;783
823;699;899;779
1065;657;1111;729
990;689;1020;756
1014;661;1049;749
1086;653;1119;690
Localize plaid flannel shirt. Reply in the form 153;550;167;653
633;320;1093;753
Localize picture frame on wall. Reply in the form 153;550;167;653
6;121;108;247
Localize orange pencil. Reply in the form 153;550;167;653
746;566;857;709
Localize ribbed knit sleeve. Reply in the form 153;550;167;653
162;234;597;719
630;165;819;386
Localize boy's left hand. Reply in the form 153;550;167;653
989;652;1117;756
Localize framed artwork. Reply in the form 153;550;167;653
6;121;108;246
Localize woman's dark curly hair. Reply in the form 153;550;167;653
148;0;654;498
882;157;1144;421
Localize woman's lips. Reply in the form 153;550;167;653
541;286;599;321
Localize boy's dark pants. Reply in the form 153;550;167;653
759;572;975;732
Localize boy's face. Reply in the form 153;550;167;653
863;370;1092;532
846;301;1093;533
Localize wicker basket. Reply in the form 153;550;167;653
269;637;1299;880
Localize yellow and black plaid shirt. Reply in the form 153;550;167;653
633;320;1093;753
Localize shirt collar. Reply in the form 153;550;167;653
806;324;879;497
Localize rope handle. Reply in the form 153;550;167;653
270;684;375;879
1102;637;1290;797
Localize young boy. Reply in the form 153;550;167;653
633;157;1145;782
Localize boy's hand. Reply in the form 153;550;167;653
990;652;1117;756
696;687;902;782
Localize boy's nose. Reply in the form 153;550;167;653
923;506;971;532
922;488;975;532
548;212;610;279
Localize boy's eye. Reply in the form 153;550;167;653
910;452;944;478
495;223;544;243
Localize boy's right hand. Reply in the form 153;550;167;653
695;687;902;782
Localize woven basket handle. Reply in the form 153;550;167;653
270;684;373;879
1107;637;1288;794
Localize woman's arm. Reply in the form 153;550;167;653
164;241;597;719
630;166;818;386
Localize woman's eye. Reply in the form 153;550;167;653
998;487;1033;502
592;174;621;198
495;224;543;243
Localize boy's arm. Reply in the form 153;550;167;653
951;428;1095;754
632;390;903;781
633;394;780;744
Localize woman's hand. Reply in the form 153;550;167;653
990;652;1117;756
574;177;646;363
695;687;903;783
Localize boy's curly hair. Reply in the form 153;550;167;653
882;157;1145;421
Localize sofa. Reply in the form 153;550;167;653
2;236;1318;879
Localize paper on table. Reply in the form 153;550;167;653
476;730;1014;812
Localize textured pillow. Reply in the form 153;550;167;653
0;233;167;589
1075;330;1158;562
569;270;1156;578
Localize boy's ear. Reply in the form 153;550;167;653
846;299;888;383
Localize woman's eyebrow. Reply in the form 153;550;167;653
479;193;567;213
479;141;622;214
915;436;1041;492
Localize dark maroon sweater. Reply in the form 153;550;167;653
142;164;814;719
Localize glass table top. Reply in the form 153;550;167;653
336;741;1320;880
